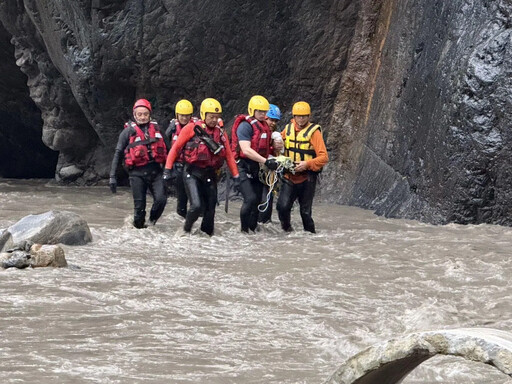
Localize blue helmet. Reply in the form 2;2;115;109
267;104;281;120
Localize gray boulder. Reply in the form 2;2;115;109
8;211;92;245
0;229;13;252
1;250;31;269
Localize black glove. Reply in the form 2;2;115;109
109;177;117;194
163;169;175;186
232;177;241;193
264;158;279;171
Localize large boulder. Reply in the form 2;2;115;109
8;210;92;245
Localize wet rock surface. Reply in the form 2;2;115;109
8;210;92;245
1;250;32;269
0;243;68;269
0;229;13;252
323;0;512;225
1;1;512;225
325;328;512;384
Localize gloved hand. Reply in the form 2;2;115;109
232;176;241;193
264;158;279;171
163;169;175;186
109;177;117;194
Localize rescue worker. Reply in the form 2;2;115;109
231;95;281;233
258;103;282;224
265;103;282;133
165;99;195;218
276;101;328;233
163;98;239;236
109;99;170;228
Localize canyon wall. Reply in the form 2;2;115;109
1;0;512;225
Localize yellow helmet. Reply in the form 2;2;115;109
175;99;193;117
248;95;270;116
200;98;222;120
292;101;311;116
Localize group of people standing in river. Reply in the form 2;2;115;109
109;95;329;236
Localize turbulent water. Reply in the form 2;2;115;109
1;179;511;384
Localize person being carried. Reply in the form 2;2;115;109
164;98;239;236
277;101;328;233
165;99;196;218
230;95;282;233
109;99;170;228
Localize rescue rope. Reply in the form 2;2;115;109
257;156;295;213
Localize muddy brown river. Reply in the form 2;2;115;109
1;179;511;383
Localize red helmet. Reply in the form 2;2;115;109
133;98;152;112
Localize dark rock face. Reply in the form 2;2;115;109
324;0;512;225
0;0;357;184
1;0;512;225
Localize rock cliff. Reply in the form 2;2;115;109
1;0;512;225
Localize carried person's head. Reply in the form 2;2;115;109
133;99;152;125
200;98;222;128
292;101;311;128
175;99;193;125
248;95;270;122
266;104;281;131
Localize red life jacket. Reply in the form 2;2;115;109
124;121;167;167
230;114;271;160
183;121;227;169
171;117;198;164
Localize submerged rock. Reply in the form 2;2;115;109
30;244;67;268
1;250;31;269
1;243;68;269
8;210;92;245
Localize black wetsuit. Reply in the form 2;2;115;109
165;120;188;218
237;121;266;233
110;122;170;228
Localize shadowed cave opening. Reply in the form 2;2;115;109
0;24;58;179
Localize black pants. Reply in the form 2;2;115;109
174;163;188;218
238;159;264;232
257;185;274;223
276;173;317;233
129;163;167;228
183;166;218;236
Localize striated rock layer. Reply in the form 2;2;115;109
324;0;512;224
1;1;512;225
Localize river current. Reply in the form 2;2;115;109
0;179;511;384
